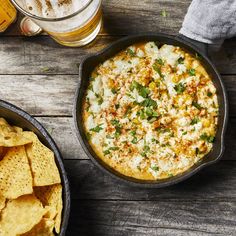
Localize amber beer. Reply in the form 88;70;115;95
10;0;102;47
47;4;102;46
0;0;17;32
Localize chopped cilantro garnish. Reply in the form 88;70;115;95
195;53;202;60
139;87;150;98
192;101;202;110
190;117;200;125
161;9;167;17
131;137;138;144
111;119;119;126
151;165;159;171
200;133;215;143
140;98;157;108
168;173;174;177
174;83;186;94
153;61;164;78
151;138;159;143
182;131;187;135
97;96;103;105
177;57;184;64
86;132;91;140
103;150;111;155
207;91;213;97
127;48;136;57
144;145;150;151
188;68;196;76
145;107;153;117
115;104;120;109
130;130;136;136
111;88;117;94
88;84;93;91
156;58;164;65
109;146;119;151
148;117;158;123
90;124;103;133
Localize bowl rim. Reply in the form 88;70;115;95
0;99;71;234
74;33;228;188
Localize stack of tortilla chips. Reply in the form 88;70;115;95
0;118;62;236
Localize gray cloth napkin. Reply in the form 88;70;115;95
179;0;236;45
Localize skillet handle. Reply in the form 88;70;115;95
176;34;208;56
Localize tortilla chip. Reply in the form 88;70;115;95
0;195;6;211
21;218;55;236
0;146;33;199
0;146;7;161
0;121;32;147
34;184;63;233
24;132;61;186
0;194;46;235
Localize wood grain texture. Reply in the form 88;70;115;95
4;0;191;36
0;36;236;75
0;75;235;116
65;160;236;200
66;199;236;236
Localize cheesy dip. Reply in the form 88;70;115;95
82;42;219;180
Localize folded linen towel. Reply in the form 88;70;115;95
179;0;236;45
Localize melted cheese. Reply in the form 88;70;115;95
83;42;219;180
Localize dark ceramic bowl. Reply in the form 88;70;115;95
74;33;228;188
0;99;70;235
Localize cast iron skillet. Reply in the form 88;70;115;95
74;33;228;188
0;99;70;235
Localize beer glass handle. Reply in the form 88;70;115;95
20;17;43;36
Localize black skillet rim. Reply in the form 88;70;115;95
74;33;228;188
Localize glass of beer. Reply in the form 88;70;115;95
10;0;102;47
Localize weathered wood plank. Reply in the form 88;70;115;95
36;117;235;161
65;160;236;200
4;0;191;36
0;36;236;75
0;75;235;116
66;199;236;235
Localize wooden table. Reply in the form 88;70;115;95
1;1;236;235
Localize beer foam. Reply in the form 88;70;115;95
18;0;91;18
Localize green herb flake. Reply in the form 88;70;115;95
103;150;111;155
161;9;167;17
153;62;164;78
131;137;138;144
111;88;117;94
200;133;215;143
157;58;164;65
127;48;136;57
139;87;150;98
111;119;119;126
151;165;159;171
177;57;184;64
182;131;187;135
192;101;202;110
86;132;92;140
130;130;136;136
90;124;103;133
188;68;196;76
174;83;186;94
207;91;213;97
109;146;119;151
190;117;200;125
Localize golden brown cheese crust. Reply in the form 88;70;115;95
82;42;219;180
